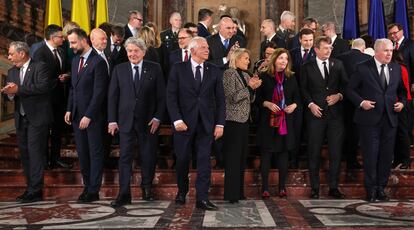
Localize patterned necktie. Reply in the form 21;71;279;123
184;50;189;62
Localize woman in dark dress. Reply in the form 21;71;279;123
256;48;301;198
222;48;262;203
137;26;160;63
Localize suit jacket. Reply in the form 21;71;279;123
207;34;246;68
160;28;179;52
259;35;279;59
124;24;134;41
300;58;348;119
7;60;52;128
287;33;300;50
108;61;166;131
197;22;210;38
346;58;406;127
33;43;69;101
336;49;371;78
222;68;254;123
398;38;414;84
169;48;183;67
29;40;46;58
104;38;128;72
290;47;316;84
275;28;295;49
67;50;109;122
331;37;350;58
167;61;225;134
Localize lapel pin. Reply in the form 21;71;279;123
27;68;31;72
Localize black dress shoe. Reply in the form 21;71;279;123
77;188;88;202
228;199;239;204
50;159;72;169
328;188;345;199
16;191;28;202
310;189;319;199
79;193;99;203
142;187;154;201
196;200;218;210
400;162;410;170
366;190;377;202
175;193;186;205
21;191;42;203
111;194;132;207
377;190;390;201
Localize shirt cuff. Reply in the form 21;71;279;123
109;122;117;126
222;57;228;64
216;125;224;128
308;102;314;108
152;117;160;122
338;93;343;100
173;120;184;127
359;101;364;108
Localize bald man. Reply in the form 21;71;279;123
90;28;109;72
206;17;246;68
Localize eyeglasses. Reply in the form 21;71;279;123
53;35;64;39
388;30;401;36
178;37;190;40
133;17;143;22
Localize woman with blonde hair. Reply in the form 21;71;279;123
137;26;160;63
222;48;262;203
257;48;301;198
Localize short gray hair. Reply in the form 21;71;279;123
374;38;392;51
352;38;366;49
188;36;206;50
280;11;295;22
229;48;250;69
124;37;147;51
9;41;29;54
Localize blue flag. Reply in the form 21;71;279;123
368;0;387;40
394;0;410;39
343;0;360;39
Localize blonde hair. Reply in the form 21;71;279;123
228;48;250;69
265;48;293;77
137;26;156;48
62;21;80;36
145;22;161;47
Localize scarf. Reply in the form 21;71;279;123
269;71;287;135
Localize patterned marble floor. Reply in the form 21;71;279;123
0;199;413;229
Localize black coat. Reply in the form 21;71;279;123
331;37;350;58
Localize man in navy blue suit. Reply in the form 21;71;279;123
167;37;225;210
169;28;194;69
197;8;213;38
108;37;166;207
347;38;406;202
64;28;109;203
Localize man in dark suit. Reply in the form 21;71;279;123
64;28;109;203
336;38;372;170
169;28;193;68
321;22;349;58
108;37;166;207
289;28;315;169
32;24;71;170
104;25;128;72
2;41;52;203
206;17;245;68
160;12;182;52
288;17;318;50
167;37;225;210
259;19;278;59
197;8;213;38
301;36;348;199
124;10;143;40
347;38;406;202
275;11;296;49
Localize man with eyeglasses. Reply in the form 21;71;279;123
124;10;144;40
32;24;72;170
169;28;194;69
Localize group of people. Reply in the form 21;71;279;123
1;7;413;210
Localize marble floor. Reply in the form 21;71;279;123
0;199;413;229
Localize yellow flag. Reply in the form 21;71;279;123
71;0;90;34
95;0;108;28
45;0;63;27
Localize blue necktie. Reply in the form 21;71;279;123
134;66;140;94
223;39;229;49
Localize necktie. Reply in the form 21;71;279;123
195;65;202;91
303;49;309;60
395;42;399;50
112;44;119;56
134;66;140;94
380;64;387;89
19;67;25;115
100;52;110;73
78;56;84;73
223;39;229;49
53;49;61;72
322;61;329;85
184;50;189;62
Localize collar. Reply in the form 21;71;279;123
331;34;337;44
81;48;93;62
268;33;276;41
130;60;143;70
397;36;405;46
199;21;208;29
191;58;204;68
316;56;328;65
93;47;105;55
278;25;285;32
45;41;57;53
127;23;137;35
219;33;229;43
21;59;31;70
374;57;387;69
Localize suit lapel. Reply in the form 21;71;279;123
136;61;147;95
186;61;198;91
200;63;209;92
22;61;34;86
367;59;385;91
310;60;324;81
75;51;96;86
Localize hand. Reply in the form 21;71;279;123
108;123;119;136
2;83;18;94
284;103;297;114
79;116;91;130
263;101;281;113
361;100;376;110
59;74;70;82
309;103;323;118
326;93;341;106
64;112;72;125
214;126;224;140
175;121;188;132
148;118;160;134
411;84;414;93
248;77;262;90
394;102;404;112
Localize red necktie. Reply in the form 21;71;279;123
184;50;189;62
78;56;84;73
395;42;399;50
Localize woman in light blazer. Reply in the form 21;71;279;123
222;48;262;203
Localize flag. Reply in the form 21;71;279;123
95;0;108;28
71;0;90;33
343;0;360;39
394;0;410;39
44;0;62;27
368;0;387;40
